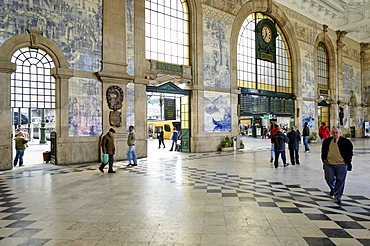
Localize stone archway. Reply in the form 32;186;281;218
0;29;69;170
230;0;301;128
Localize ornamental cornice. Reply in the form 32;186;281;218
298;40;313;51
202;4;235;25
342;57;361;68
275;3;321;29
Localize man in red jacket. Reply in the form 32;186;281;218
269;125;280;163
319;122;330;143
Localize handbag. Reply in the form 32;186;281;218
102;154;109;164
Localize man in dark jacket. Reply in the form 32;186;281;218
14;132;28;167
321;127;353;203
99;128;116;173
302;122;310;152
157;127;165;149
271;128;289;168
287;126;301;165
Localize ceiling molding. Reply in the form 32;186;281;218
274;0;370;43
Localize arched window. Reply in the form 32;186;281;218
317;42;329;90
237;13;292;93
11;47;55;109
145;0;190;65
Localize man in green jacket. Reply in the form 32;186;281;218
99;128;116;173
14;132;28;167
127;125;137;167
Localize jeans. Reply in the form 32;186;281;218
324;162;347;199
289;149;300;164
274;150;287;168
303;136;310;151
270;143;275;158
127;145;137;164
14;150;25;166
100;155;114;172
170;140;177;151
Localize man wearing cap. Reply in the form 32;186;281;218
99;128;116;173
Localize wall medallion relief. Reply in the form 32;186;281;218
106;86;124;127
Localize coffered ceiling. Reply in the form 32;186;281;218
275;0;370;43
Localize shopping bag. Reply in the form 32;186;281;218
102;154;109;164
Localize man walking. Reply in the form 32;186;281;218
169;127;179;151
14;132;28;167
302;122;310;152
271;128;289;168
321;127;353;204
157;127;165;149
287;126;301;165
127;125;137;166
99;128;116;173
269;125;279;163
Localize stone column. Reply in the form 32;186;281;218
0;61;16;170
336;30;347;126
98;0;135;160
51;68;73;164
360;43;370;136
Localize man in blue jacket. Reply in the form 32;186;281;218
287;126;301;165
271;127;289;168
321;127;353;204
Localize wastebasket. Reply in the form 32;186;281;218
43;151;51;163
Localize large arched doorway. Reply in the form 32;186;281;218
146;82;191;153
0;30;69;170
11;47;56;165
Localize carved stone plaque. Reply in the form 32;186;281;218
109;110;122;127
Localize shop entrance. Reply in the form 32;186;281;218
318;101;330;129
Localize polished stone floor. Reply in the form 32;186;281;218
1;137;370;245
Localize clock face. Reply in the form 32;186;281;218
262;26;272;43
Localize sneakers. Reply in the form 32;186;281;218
270;157;274;163
132;164;137;166
283;163;289;167
98;167;104;173
334;198;342;204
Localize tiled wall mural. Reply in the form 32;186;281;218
126;83;135;132
357;108;363;128
365;63;370;105
203;15;231;89
0;0;102;72
68;78;102;136
126;0;134;76
301;50;315;99
343;63;361;102
343;105;349;128
301;101;316;130
204;91;231;133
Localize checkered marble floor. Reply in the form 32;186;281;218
1;138;370;245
